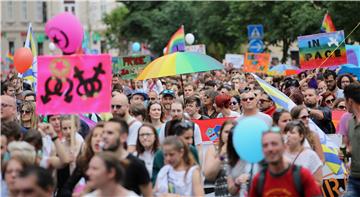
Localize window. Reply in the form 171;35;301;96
9;41;15;54
35;2;43;22
6;2;14;21
64;1;76;15
20;1;28;22
38;42;43;55
42;2;47;23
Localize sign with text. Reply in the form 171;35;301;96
225;54;244;69
193;117;235;143
322;178;346;197
112;55;151;79
185;44;206;54
36;54;112;114
298;30;347;69
243;53;270;73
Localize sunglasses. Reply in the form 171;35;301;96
241;97;255;102
20;110;32;114
259;99;270;103
325;98;335;104
299;115;309;120
337;105;347;110
230;101;238;105
111;104;122;110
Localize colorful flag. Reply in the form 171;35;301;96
164;26;185;55
252;73;345;175
192;117;235;143
321;13;336;33
6;52;14;63
21;23;38;90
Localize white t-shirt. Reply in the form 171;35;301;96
237;111;273;127
284;148;322;174
127;117;142;146
216;110;241;118
159;120;203;145
155;165;199;196
84;189;139;197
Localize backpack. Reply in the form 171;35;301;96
256;165;304;197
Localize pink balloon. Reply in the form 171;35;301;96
45;12;84;55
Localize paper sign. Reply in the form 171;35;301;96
185;44;206;54
298;30;347;69
225;54;244;69
112;55;151;79
192;118;235;143
243;53;270;73
36;54;112;114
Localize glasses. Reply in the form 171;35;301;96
241;97;255;102
299;115;309;121
259;99;270;103
337;105;347;110
230;101;238;105
20;109;32;115
139;133;154;138
325;98;335;104
111;104;122;110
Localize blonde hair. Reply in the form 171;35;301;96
20;101;38;129
8;141;36;165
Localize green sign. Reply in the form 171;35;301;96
112;55;151;80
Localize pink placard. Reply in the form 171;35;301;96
36;54;112;115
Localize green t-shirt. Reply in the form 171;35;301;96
151;145;199;186
349;116;360;178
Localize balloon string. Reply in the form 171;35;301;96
318;22;360;68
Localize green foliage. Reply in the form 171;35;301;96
103;1;360;61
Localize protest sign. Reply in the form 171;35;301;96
322;178;346;197
243;53;270;73
36;54;111;114
112;55;151;79
185;44;206;54
193;117;235;143
298;30;347;69
225;54;244;69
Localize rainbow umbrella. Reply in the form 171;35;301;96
136;51;224;80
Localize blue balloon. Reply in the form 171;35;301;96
132;42;141;52
232;117;269;163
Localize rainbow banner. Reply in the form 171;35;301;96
243;52;270;73
298;30;347;70
321;13;336;33
164;26;185;55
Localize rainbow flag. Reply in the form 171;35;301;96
321;13;336;33
6;52;13;64
21;23;38;90
164;26;185;55
252;73;346;175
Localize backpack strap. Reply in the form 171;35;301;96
292;165;304;197
256;167;267;196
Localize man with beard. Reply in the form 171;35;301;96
259;93;276;117
324;69;344;98
303;88;335;134
102;117;152;197
249;131;322;196
111;94;142;153
160;89;175;122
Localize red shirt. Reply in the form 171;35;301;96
263;105;276;117
249;166;322;197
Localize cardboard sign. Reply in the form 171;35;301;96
36;54;112;114
225;54;244;69
112;55;151;79
298;31;347;69
185;44;206;54
192;118;235;143
243;53;270;73
322;178;346;197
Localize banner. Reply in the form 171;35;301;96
243;53;270;73
185;44;206;54
36;54;112;114
112;55;151;79
298;30;347;69
193;117;235;143
346;45;360;67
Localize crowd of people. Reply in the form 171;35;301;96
1;64;360;197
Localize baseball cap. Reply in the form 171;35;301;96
131;89;149;100
161;89;175;98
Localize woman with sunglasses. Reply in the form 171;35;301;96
57;123;104;197
320;91;336;109
290;106;324;162
229;94;241;114
333;98;347;111
154;136;204;196
134;123;160;177
215;94;240;118
145;102;164;133
284;121;323;185
19;101;38;131
204;120;236;196
201;89;219;119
